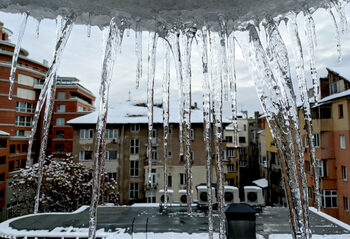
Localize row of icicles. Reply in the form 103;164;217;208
5;0;348;239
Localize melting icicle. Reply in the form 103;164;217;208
328;8;343;63
36;18;41;38
218;15;229;101
162;40;171;209
287;12;321;212
88;18;120;239
198;25;214;239
246;24;310;239
8;12;29;100
135;24;143;89
265;18;311;238
210;32;225;239
146;32;158;187
304;12;319;102
26;14;74;169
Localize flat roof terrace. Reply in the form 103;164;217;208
0;205;349;239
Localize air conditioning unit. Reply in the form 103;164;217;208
224;186;240;205
178;190;193;205
244;186;264;206
196;186;217;205
159;189;174;204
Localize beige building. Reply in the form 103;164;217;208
69;101;233;205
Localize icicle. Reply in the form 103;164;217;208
227;32;239;148
8;12;29;100
36;18;41;38
304;12;319;102
287;12;321;212
331;0;348;34
265;18;311;238
210;32;225;239
162;40;171;209
198;25;213;239
34;76;57;214
182;25;196;215
146;32;158;187
328;8;343;63
135;23;143;89
26;14;74;169
88;17;120;239
87;13;92;38
218;15;229;101
246;24;310;239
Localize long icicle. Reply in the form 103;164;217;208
162;40;170;209
198;25;213;239
146;32;158;187
328;8;343;63
8;12;29;100
88;18;120;239
265;18;311;238
218;15;229;101
135;21;143;89
26;14;74;169
287;12;321;212
247;24;310;239
34;76;56;214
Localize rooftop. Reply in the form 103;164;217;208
0;205;349;239
326;67;350;83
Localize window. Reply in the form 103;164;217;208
342;166;348;181
17;88;35;100
9;161;14;172
106;129;118;139
108;173;117;181
308;187;312;199
18;74;34;86
56;118;65;126
15;130;25;137
304;135;309;148
168;151;172;157
9;145;15;154
57;92;66;99
191;151;194;161
0;156;5;165
15;160;20;169
240;160;248;167
16;144;20;153
239;137;246;143
56;130;64;138
227;164;234;172
55;144;64;152
78;106;85;112
0;139;6;148
190;129;194;140
106;151;118;160
313;133;320;148
80;129;94;139
79;151;93;160
180;154;184;161
344;197;349;212
340;135;346;149
339;104;344;118
15;116;32;126
22;144;27;152
130;124;140;132
244;124;247;131
57;104;66;112
0;173;4;182
130;160;139;177
152;147;158;161
168;176;172;187
239;147;247;156
322;190;337;208
152;129;157;138
180;173;186;185
225;136;233;143
129;183;139;199
16;102;34;113
227;148;235;157
317;159;327;177
306;161;310;173
130;139;139;154
169;127;172;134
330;82;337;94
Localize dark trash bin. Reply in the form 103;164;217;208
225;203;256;239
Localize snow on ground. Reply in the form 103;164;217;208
269;234;350;239
309;207;350;231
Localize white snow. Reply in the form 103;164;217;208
269;234;350;239
317;89;350;104
252;178;268;188
159;189;174;193
326;67;350;82
68;100;233;125
223;186;238;190
309;207;350;231
0;130;9;136
244;186;262;190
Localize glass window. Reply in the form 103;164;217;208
15;116;32;126
180;173;186;185
56;130;64;138
306;161;310;172
342;166;347;181
0;139;7;148
57;92;66;99
130;160;139;177
9;145;15;154
340;135;346;149
339;104;344;118
9;161;14;172
227;148;235;157
239;137;246;143
313;133;320;148
55;144;64;152
22;144;27;152
106;129;118;139
129;183;139;199
79;151;93;160
168;175;172;187
0;156;6;165
130;139;140;154
130;124;140;132
106;151;117;160
322;190;337;208
225;136;233;143
80;129;94;139
344;197;349;212
190;129;194;140
57;104;66;112
152;147;157;161
168;151;172;157
227;164;234;172
56;118;65;126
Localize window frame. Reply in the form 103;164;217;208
129;183;139;199
340;135;346;149
130;139;140;154
130;160;139;177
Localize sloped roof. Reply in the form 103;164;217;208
327;67;350;83
318;89;350;104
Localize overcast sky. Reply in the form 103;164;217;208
1;4;350;117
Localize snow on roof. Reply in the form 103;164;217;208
223;186;238;190
252;178;268;188
244;186;262;191
0;130;9;136
159;189;174;193
327;67;350;83
318;89;350;104
68;100;233;125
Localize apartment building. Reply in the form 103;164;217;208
0;22;95;221
68;101;234;205
300;67;350;224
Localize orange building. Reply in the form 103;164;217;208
300;67;350;224
0;22;95;220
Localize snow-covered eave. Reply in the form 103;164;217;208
313;89;350;108
326;67;350;84
0;0;330;31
